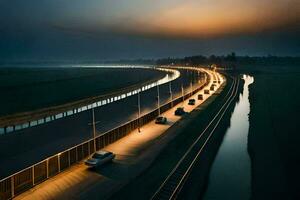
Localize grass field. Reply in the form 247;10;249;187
0;67;165;117
239;63;300;200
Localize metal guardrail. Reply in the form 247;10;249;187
0;67;180;133
0;68;210;200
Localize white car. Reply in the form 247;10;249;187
85;150;115;167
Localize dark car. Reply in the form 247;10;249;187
175;107;185;116
188;99;196;105
198;94;203;100
204;89;210;94
155;116;167;124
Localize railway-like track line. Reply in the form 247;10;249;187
151;76;240;200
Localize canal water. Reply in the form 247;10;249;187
203;75;254;200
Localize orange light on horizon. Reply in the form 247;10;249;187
97;0;299;39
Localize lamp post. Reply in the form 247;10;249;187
157;84;160;116
181;83;184;105
169;82;173;107
92;108;96;153
89;108;100;153
137;89;141;133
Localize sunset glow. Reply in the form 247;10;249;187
0;0;299;59
49;0;299;38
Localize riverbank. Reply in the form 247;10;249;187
202;75;253;200
246;64;300;200
109;74;243;200
176;75;244;200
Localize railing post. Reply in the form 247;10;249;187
11;176;14;199
58;155;61;172
76;147;78;162
46;159;49;179
68;151;71;167
32;167;35;186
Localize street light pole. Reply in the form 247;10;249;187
169;82;173;107
92;108;96;153
137;89;141;133
181;83;184;105
157;84;160;116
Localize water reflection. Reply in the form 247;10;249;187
203;75;254;200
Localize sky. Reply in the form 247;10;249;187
0;0;299;61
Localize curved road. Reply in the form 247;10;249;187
0;67;204;179
13;69;224;200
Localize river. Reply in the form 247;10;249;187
203;75;254;200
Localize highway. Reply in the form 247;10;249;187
0;68;203;179
13;68;223;200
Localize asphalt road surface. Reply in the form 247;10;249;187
14;69;222;200
0;68;204;179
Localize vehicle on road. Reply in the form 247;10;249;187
210;85;215;91
155;116;167;124
213;80;217;83
188;99;196;105
175;107;185;116
198;94;203;100
85;150;115;167
204;89;210;94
